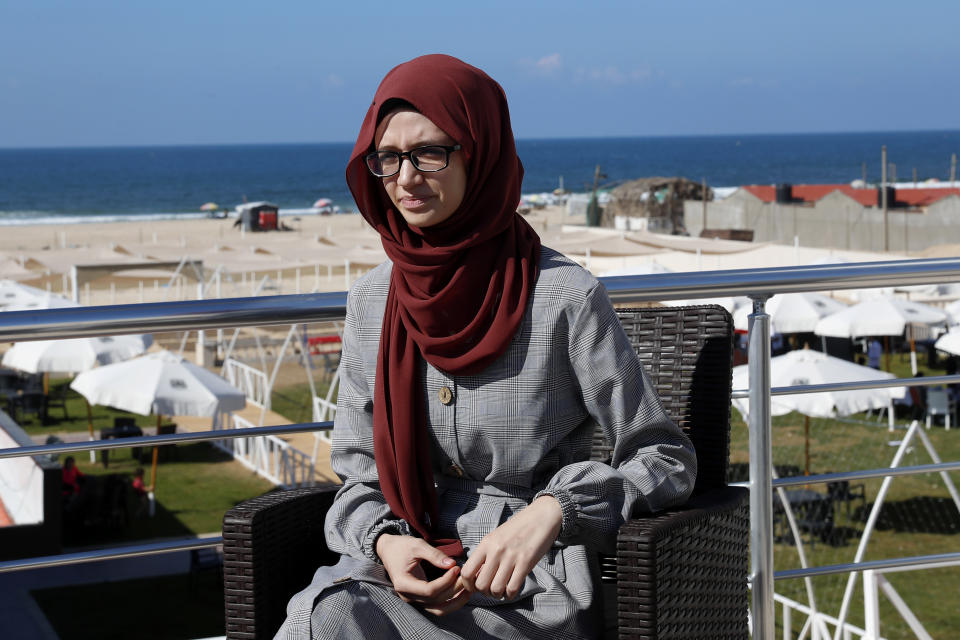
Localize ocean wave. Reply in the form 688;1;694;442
0;208;355;226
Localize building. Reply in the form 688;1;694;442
685;183;960;252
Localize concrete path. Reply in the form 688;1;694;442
173;404;339;485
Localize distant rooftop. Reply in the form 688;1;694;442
742;184;960;207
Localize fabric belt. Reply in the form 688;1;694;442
434;475;539;500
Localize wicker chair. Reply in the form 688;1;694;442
223;305;749;639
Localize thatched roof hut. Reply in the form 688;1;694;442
603;177;711;234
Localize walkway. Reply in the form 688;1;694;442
173;404;339;485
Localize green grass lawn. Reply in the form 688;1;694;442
66;442;274;544
271;378;332;425
729;350;960;639
32;571;224;640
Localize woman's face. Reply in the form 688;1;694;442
373;109;467;228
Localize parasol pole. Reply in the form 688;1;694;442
151;415;161;488
909;326;918;376
85;399;96;463
804;415;811;477
884;335;891;372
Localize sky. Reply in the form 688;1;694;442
1;0;958;148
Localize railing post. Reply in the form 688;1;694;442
748;294;774;639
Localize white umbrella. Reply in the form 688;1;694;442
2;291;79;312
733;348;906;474
944;299;960;326
70;350;245;417
0;280;71;310
934;329;960;356
2;334;153;374
733;292;847;333
70;350;247;501
733;349;905;419
814;296;947;338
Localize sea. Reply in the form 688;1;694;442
0;130;957;227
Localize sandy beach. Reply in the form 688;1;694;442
2;203;922;311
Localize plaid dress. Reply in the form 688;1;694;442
276;247;697;639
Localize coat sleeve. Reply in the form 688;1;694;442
323;286;411;563
535;283;697;552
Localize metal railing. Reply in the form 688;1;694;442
3;256;960;636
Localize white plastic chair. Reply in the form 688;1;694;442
925;386;954;430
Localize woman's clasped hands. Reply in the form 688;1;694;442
376;495;563;616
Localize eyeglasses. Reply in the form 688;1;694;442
364;144;461;177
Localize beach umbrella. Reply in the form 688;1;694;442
71;350;246;496
934;329;960;356
0;281;73;310
4;332;153;462
2;334;153;374
732;348;906;474
2;292;79;312
71;350;245;417
815;295;948;373
944;299;960;325
733;292;848;333
814;296;947;338
312;198;333;209
200;202;220;212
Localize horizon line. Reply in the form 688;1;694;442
1;127;958;152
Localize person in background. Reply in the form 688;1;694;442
131;466;154;517
61;456;84;497
867;338;883;369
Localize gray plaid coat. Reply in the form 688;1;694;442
276;247;696;639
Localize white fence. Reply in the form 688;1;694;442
222;358;269;410
215;414;316;488
773;592;872;640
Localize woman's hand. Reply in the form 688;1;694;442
459;495;563;600
375;534;471;616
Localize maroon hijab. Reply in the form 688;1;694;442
345;55;541;554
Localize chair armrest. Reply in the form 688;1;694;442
615;486;750;639
223;485;340;640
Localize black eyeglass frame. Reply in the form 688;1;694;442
364;144;462;177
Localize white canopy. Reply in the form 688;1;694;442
733;292;847;333
732;348;905;419
814;296;948;338
934;329;960;357
70;350;246;417
2;334;153;374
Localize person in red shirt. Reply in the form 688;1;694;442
61;456;84;496
131;467;154;517
131;467;153;496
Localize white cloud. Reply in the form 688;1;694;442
324;74;344;88
518;53;563;76
535;53;562;74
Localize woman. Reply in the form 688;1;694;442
278;54;696;639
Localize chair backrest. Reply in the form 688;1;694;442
926;387;950;414
592;306;734;495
